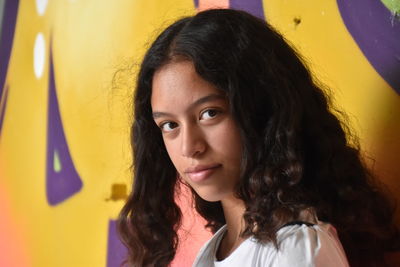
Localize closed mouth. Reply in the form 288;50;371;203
184;164;222;182
184;164;221;174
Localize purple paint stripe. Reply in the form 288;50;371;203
0;0;19;96
46;45;83;205
337;0;400;94
193;0;199;9
229;0;265;20
106;220;127;267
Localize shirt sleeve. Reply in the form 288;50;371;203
266;223;349;267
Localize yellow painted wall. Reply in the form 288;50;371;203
0;0;398;266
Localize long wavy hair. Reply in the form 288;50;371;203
118;9;399;267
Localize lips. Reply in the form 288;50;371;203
184;164;221;183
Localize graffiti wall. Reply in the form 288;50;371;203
0;0;399;266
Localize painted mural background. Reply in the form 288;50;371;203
0;0;399;266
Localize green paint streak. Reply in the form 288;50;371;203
381;0;400;14
0;0;5;38
54;150;62;173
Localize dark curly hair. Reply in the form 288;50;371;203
118;9;399;267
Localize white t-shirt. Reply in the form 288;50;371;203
192;221;349;267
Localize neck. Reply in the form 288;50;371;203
217;194;246;260
221;194;246;237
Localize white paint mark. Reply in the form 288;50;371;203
35;0;48;16
34;33;46;79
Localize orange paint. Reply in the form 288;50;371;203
0;166;31;267
198;0;229;11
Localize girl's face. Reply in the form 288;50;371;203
151;61;242;202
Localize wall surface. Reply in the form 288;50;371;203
0;0;399;266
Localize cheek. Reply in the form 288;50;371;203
209;120;242;161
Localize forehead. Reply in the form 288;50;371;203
151;61;224;110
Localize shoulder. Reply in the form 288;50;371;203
259;221;349;267
193;222;350;267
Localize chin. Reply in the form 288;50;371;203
199;195;222;203
195;189;226;203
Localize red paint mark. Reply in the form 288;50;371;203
198;0;229;11
171;183;212;266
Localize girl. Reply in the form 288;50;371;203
118;9;399;267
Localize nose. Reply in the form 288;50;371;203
181;123;206;158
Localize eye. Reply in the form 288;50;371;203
200;109;219;120
159;121;178;132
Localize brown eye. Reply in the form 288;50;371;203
160;121;178;132
200;109;219;120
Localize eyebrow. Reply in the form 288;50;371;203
152;93;226;119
